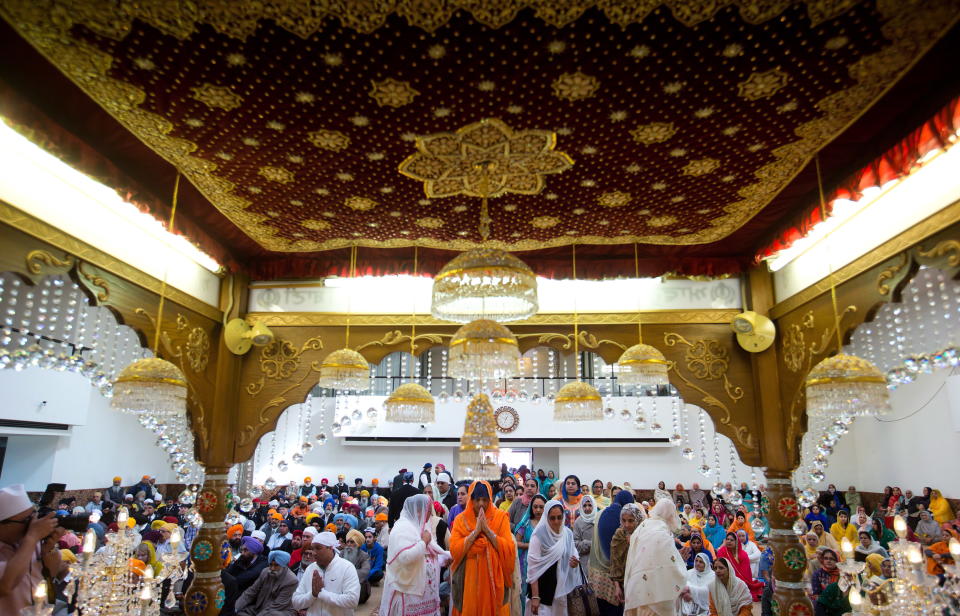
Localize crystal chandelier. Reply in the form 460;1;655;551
448;319;520;380
385;245;435;423
67;507;192;615
384;382;435;423
805;353;890;416
617;343;669;385
554;244;603;421
111;357;187;416
457;393;500;481
318;246;370;392
432;248;538;323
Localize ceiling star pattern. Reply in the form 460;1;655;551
1;0;958;258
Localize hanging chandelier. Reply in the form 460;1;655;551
805;353;890;417
318;245;370;392
457;393;500;481
384;382;436;423
448;319;520;380
432;248;538;323
111;357;187;416
317;348;369;391
553;243;603;421
617;343;670;386
385;245;435;423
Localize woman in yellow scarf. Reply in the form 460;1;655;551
928;489;955;524
135;540;162;577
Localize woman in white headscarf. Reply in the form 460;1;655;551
707;557;752;616
678;552;713;615
623;499;687;616
380;494;451;616
526;500;580;616
572;495;597;575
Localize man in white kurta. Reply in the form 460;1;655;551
292;531;360;616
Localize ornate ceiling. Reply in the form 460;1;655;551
1;1;959;278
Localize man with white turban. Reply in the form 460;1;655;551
623;499;687;616
292;531;360;615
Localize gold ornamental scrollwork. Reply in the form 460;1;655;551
782;310;814;373
25;249;74;275
515;331;627;351
354;330;450;354
876;252;910;296
77;261;111;303
173;314;210;373
916;239;960;268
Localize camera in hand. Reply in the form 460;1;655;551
36;482;91;534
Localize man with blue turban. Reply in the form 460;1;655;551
234;548;298;616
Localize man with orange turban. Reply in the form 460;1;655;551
450;481;516;616
226;523;245;560
105;476;125;505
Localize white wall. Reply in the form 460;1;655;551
0;369;176;491
817;370;960;496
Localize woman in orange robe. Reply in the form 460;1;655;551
450;480;517;616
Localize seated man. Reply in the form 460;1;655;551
234;550;297;616
360;527;384;585
221;536;268;616
340;529;372;604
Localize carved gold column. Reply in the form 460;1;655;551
765;473;813;616
182;466;229;615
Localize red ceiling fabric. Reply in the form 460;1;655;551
755;94;960;262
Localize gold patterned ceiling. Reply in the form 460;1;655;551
1;1;959;278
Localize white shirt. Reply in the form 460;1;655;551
292;556;360;616
743;540;762;577
268;531;291;550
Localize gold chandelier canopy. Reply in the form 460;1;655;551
384;382;435;423
111;357;187;416
448;319;520;381
431;248;538;323
318;348;370;391
553;380;603;421
805;353;890;417
458;393;500;481
616;343;670;386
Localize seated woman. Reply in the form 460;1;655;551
679;553;714;616
804;505;829;529
707;557;752;616
715;532;763;601
928;489;955;524
736;530;761;578
809;548;840;604
869;518;897;552
854;530;889;559
682;532;714;569
915;510;944;544
654;481;672;503
810;520;839;551
703;514;727;550
725;511;755;543
803;533;822;576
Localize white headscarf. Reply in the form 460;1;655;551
650;498;681;532
709;557;752;616
683;553;715;613
385;494;445;597
578;494;598;524
526;500;580;599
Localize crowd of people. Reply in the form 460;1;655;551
0;467;957;616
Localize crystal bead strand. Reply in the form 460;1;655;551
698;409;711;476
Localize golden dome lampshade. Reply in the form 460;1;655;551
111;357;187;416
447;319;520;381
805;353;890;417
431;248;538;323
553;380;603;421
458;394;500;481
317;348;370;391
616;343;670;386
384;382;435;423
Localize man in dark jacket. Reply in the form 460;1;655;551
234;550;298;616
387;472;419;528
221;536;268;616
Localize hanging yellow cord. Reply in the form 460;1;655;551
815;155;844;351
345;245;357;349
153;173;180;353
634;242;643;344
410;245;418;377
572;243;580;379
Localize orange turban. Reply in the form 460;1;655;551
325;523;337;532
375;513;388;522
227;524;244;538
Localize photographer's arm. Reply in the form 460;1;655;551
0;514;57;597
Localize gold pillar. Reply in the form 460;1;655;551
181;466;230;615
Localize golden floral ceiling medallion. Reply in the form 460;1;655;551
258;165;294;183
552;71;600;101
630;122;677;144
344;196;378;211
308;129;351;151
531;215;560;228
598;191;632;207
398;118;573;199
738;68;790;100
682;158;721;176
370;78;419;107
189;83;242;110
302;219;331;231
416;216;444;228
648;215;678;228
